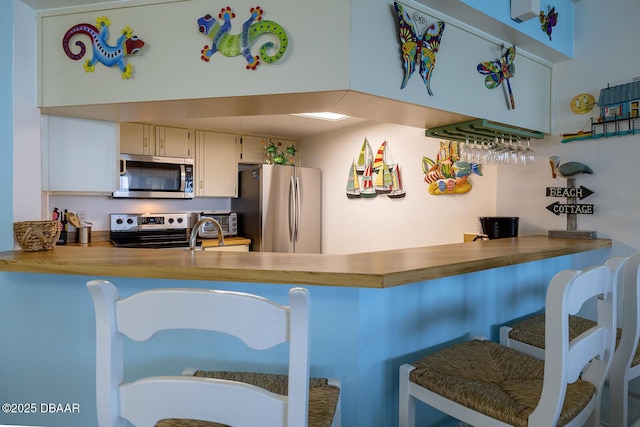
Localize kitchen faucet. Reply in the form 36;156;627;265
190;217;225;250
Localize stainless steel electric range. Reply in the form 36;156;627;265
110;213;193;249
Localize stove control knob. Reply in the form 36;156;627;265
168;218;174;224
116;218;123;225
127;218;134;225
177;217;184;224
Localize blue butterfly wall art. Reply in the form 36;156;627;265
477;44;516;110
393;2;445;96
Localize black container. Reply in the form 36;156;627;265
479;217;519;239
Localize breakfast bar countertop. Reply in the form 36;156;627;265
0;236;612;288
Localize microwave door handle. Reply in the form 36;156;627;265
119;158;127;175
179;164;186;191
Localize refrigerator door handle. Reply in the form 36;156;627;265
289;176;296;241
294;176;301;243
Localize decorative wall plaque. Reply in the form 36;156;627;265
546;156;596;239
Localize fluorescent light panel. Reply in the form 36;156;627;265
292;112;350;121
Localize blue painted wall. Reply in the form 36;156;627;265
0;255;578;427
0;1;13;251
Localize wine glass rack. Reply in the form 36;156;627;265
425;118;545;143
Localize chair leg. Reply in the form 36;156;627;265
399;364;416;427
499;326;512;346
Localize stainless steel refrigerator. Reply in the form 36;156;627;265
232;165;321;253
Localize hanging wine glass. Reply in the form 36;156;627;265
516;138;527;165
507;136;519;165
486;135;500;164
495;135;507;164
523;139;535;165
483;140;493;164
471;139;481;164
461;138;470;162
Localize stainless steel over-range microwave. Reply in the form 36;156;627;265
113;154;194;199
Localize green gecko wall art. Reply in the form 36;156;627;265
197;6;288;70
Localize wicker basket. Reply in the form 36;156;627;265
13;221;61;252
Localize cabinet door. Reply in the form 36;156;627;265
120;123;154;155
157;126;193;158
239;135;266;164
196;131;238;197
43;115;118;192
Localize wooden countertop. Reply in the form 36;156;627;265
0;236;611;288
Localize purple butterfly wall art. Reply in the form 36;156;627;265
539;6;558;41
393;2;445;96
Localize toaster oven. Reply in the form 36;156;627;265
193;212;238;238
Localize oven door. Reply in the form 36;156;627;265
113;154;194;199
110;229;193;248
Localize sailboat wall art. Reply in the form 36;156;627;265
346;139;405;199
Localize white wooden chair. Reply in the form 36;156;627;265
87;280;340;427
399;261;620;427
500;254;639;426
609;252;640;427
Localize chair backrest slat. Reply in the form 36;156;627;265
120;377;288;427
116;288;290;349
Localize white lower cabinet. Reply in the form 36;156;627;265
42;115;118;193
195;131;238;197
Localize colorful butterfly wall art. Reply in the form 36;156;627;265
539;6;558;41
477;45;516;110
393;2;445;96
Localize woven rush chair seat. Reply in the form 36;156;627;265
408;339;595;427
156;371;340;427
506;313;640;368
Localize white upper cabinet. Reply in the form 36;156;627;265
238;135;266;164
119;122;154;155
156;126;193;158
120;124;193;158
42;115;118;193
195;131;237;198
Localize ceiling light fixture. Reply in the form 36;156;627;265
292;112;350;121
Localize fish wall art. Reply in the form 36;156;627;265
423;141;481;195
393;1;445;96
197;6;288;70
62;16;145;79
